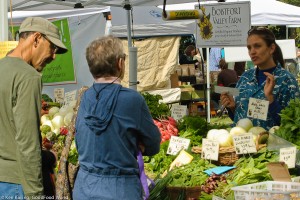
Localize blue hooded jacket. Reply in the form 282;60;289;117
75;83;161;174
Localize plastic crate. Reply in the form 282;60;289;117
231;181;300;200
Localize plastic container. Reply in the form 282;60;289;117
231;181;300;200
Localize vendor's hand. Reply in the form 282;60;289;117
220;92;235;111
264;72;275;103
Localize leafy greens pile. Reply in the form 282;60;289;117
275;98;300;146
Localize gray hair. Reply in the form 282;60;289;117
86;35;124;78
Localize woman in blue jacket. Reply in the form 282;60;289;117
220;27;299;130
73;36;161;200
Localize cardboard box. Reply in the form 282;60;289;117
170;73;179;88
176;64;196;76
267;162;292;182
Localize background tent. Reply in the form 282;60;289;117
110;6;196;37
7;7;110;24
7;0;210;11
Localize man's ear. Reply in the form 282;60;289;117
32;32;42;46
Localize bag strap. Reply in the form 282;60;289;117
137;150;155;200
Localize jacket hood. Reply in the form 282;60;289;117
83;83;122;135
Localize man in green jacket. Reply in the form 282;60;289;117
0;17;67;199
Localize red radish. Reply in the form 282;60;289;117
168;116;177;126
60;126;68;135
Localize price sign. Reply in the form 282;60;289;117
280;147;296;168
64;90;77;106
169;150;193;171
171;104;188;121
247;98;269;121
167;136;190;155
54;88;64;104
232;133;257;154
201;139;219;161
212;196;226;200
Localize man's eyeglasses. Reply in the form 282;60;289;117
42;34;59;54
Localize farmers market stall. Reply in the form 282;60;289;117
39;89;300;200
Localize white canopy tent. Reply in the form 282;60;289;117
2;0;213;92
7;0;210;11
110;6;196;37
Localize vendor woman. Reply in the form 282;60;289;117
220;27;300;130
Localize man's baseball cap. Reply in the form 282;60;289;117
19;17;68;54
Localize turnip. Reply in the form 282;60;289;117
58;105;70;117
236;118;253;131
64;112;74;126
207;129;219;140
229;126;246;136
248;126;266;136
48;106;60;117
41;114;50;125
51;115;64;129
217;131;232;147
248;126;269;144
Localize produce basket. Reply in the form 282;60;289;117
191;144;266;166
231;181;300;200
166;186;201;200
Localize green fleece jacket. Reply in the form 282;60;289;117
0;57;44;198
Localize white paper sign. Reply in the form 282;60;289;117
196;1;251;47
212;196;226;200
171;104;188;121
169;150;194;171
247;98;269;121
201;139;219;161
280;147;297;168
214;86;240;96
64;90;77;106
167;136;191;155
233;133;257;154
54;88;64;104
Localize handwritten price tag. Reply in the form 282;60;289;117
233;133;257;154
64;90;77;106
280;147;296;168
54;88;64;104
201;139;219;161
247;98;269;121
167;136;190;155
171;104;188;121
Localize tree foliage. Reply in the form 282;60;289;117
279;0;300;7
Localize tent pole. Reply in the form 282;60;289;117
125;3;132;48
206;48;211;123
0;0;8;41
124;1;138;91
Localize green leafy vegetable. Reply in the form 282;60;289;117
141;92;171;119
275;98;300;146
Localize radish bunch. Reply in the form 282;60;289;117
153;117;179;143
